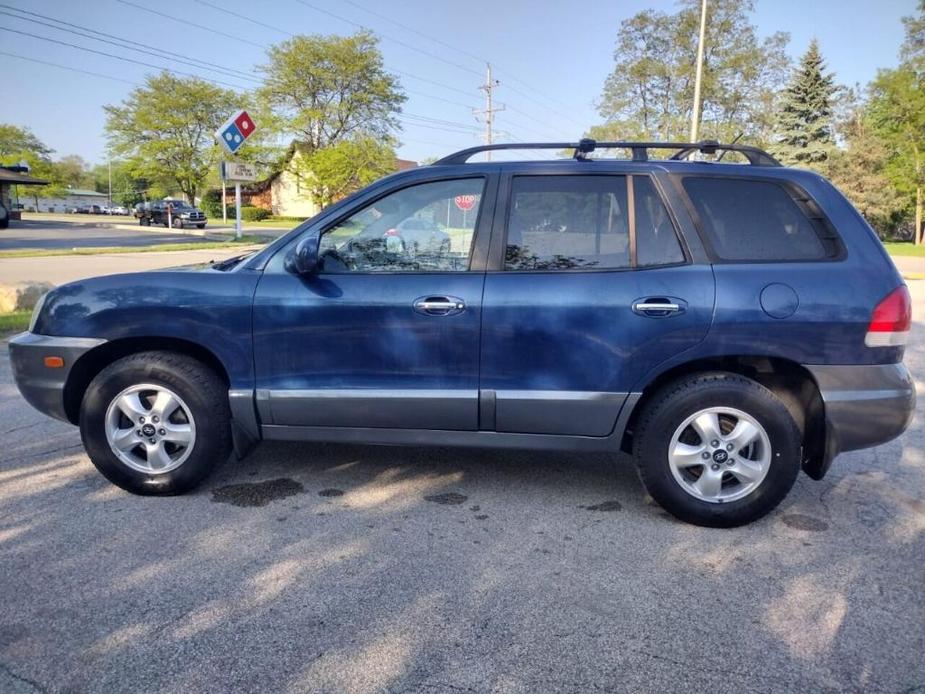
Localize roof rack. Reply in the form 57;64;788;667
432;139;781;167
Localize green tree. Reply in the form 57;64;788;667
0;124;53;159
54;155;94;189
594;0;790;144
868;68;925;243
868;2;925;244
258;31;405;153
296;136;396;206
104;72;239;203
771;40;838;165
91;160;151;207
901;0;925;68
824;115;903;237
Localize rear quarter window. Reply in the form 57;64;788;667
682;177;839;262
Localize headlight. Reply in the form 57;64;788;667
29;291;48;333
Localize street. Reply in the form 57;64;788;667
0;288;922;693
0;216;212;251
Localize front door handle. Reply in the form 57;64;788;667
413;295;466;316
632;297;687;317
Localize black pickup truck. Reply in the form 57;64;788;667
134;200;207;229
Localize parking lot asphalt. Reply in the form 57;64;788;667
0;290;923;693
0;218;212;251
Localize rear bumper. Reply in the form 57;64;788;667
8;332;106;423
806;363;915;475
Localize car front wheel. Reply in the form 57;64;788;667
79;351;232;495
633;372;801;527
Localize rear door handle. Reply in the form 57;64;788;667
632;297;687;317
413;295;466;316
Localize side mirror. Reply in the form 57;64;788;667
287;233;320;275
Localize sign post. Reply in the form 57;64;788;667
215;110;257;240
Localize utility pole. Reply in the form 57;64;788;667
690;0;708;142
475;63;504;160
107;158;112;208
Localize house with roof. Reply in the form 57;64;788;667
232;148;418;218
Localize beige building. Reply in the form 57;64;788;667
240;150;418;218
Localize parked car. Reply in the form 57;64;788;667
135;200;207;229
8;139;915;527
110;205;129;215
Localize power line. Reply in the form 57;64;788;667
293;0;483;78
0;27;252;91
334;0;579;118
192;0;294;37
115;0;266;49
339;0;485;65
116;0;483;106
0;50;139;86
0;6;261;85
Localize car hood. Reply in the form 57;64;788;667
33;267;261;338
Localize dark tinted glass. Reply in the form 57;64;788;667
634;177;684;266
683;177;826;261
506;176;629;270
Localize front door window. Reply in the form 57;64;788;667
318;178;485;272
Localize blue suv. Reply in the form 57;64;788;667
8;140;915;527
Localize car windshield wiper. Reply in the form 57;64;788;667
211;253;252;271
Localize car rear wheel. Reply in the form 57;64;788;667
633;372;801;527
79;351;232;495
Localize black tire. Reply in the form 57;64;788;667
172;217;183;229
79;351;232;495
196;224;206;229
633;372;801;528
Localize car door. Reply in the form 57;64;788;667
478;167;715;436
253;174;496;431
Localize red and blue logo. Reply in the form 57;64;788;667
216;110;256;154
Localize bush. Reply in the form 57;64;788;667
200;190;224;218
241;205;270;222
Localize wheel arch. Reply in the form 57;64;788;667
620;355;827;478
63;336;230;425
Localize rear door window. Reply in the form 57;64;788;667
505;175;630;270
682;177;833;261
635;177;685;267
504;175;685;271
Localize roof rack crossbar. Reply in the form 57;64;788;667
431;139;781;167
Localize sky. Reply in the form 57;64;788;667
0;0;917;167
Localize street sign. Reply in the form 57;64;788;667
215;109;256;155
454;194;476;211
221;161;257;182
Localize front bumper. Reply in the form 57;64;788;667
806;363;915;476
8;332;106;423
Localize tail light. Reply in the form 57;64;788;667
383;228;399;237
865;285;911;347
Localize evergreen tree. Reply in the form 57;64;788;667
772;39;838;165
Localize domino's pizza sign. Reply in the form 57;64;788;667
215;110;256;155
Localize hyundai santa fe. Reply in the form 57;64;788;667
8;139;915;527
